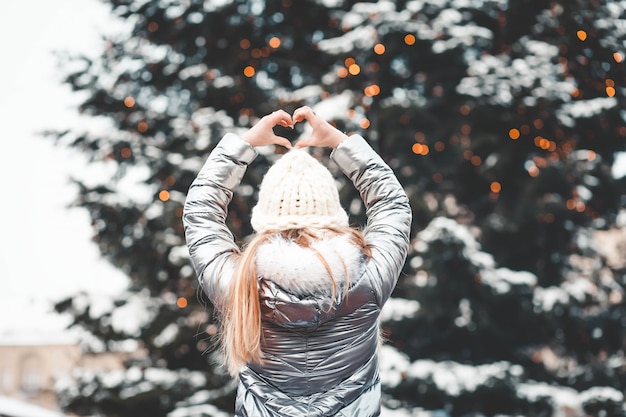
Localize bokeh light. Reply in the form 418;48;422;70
364;84;380;96
268;37;281;48
124;96;135;108
348;63;361;75
412;143;429;155
243;66;255;77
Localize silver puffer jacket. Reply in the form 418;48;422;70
183;133;412;417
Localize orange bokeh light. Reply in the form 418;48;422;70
412;143;429;155
159;190;170;202
124;96;135;108
364;84;380;96
243;66;255;77
509;128;520;140
348;64;361;75
268;37;281;48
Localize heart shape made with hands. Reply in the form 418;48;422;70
244;107;346;149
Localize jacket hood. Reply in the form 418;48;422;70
255;233;365;328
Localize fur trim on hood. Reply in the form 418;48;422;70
255;233;364;297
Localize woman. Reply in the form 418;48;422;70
183;106;412;417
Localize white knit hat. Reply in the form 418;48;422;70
250;149;349;233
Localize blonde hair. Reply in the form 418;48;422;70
219;227;371;376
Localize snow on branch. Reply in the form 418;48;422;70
379;345;523;395
557;97;618;127
458;39;575;105
415;216;538;295
518;382;624;416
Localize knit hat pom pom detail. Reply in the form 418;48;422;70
250;150;349;233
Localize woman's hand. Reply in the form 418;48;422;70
241;110;293;148
293;106;348;149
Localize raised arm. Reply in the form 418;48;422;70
331;136;412;306
183;111;293;309
183;134;257;309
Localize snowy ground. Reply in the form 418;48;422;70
0;0;128;344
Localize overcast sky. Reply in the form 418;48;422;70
0;0;129;342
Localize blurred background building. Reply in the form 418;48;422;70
0;340;133;412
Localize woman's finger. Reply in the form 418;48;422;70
292;106;315;124
294;137;314;148
271;135;292;148
270;109;293;128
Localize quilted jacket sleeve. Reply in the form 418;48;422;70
182;133;258;310
331;135;412;306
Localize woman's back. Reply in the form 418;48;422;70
250;233;378;397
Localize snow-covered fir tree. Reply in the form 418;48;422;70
50;0;626;416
